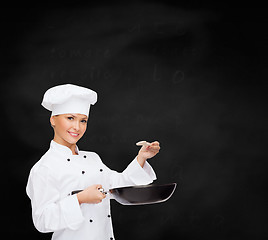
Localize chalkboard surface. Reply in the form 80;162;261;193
1;4;267;240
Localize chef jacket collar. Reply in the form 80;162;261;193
50;140;80;156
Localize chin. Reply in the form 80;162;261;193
69;139;80;144
65;136;80;145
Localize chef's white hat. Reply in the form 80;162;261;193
41;84;97;116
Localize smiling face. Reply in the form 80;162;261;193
50;113;88;149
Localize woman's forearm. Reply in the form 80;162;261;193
137;154;147;168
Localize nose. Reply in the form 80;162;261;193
73;120;80;132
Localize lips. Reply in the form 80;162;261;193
68;131;79;137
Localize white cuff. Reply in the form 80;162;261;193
123;157;157;185
59;194;85;230
143;160;157;181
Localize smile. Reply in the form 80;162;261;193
68;131;79;137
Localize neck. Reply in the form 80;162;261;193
53;136;78;155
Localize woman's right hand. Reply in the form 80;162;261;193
76;184;106;204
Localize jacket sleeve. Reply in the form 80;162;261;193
26;165;84;233
99;155;157;190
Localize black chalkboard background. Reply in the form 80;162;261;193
1;3;267;240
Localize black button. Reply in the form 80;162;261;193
82;171;85;174
89;219;93;223
110;238;113;240
108;215;111;218
100;169;103;172
67;158;70;161
84;155;87;158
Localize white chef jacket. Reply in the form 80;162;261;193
26;140;156;240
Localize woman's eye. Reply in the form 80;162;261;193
67;117;74;120
81;119;87;123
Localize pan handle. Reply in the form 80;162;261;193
71;190;82;195
71;188;107;195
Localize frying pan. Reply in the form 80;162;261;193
72;183;177;205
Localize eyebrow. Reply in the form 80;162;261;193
69;114;88;120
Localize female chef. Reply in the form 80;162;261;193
26;84;160;240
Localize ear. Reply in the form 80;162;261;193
50;116;56;128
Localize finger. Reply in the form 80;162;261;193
147;145;160;151
149;149;160;154
144;147;159;153
97;192;106;201
150;144;160;149
145;148;159;154
150;141;160;146
96;184;103;189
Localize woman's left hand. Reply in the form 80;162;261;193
137;141;160;167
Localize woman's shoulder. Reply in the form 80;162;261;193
29;149;60;173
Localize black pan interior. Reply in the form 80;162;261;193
110;183;176;204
